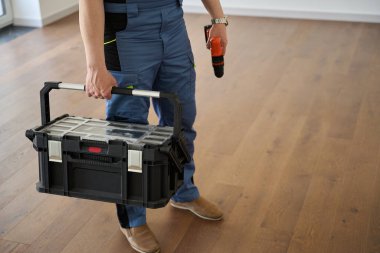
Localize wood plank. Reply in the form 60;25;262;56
0;183;46;236
208;100;307;253
0;14;81;77
286;22;372;252
59;203;119;253
3;195;73;244
23;199;101;253
366;64;380;253
96;231;136;253
287;138;351;253
0;146;35;185
173;183;243;253
0;239;29;253
0;158;38;210
326;46;380;253
235;54;330;252
367;154;380;253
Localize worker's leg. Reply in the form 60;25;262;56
106;70;150;228
152;5;199;203
152;2;222;221
104;1;181;252
106;29;163;228
115;204;146;228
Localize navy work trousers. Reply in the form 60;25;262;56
105;0;200;227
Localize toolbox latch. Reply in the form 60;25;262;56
48;140;62;163
128;150;142;173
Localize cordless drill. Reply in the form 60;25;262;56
204;25;224;78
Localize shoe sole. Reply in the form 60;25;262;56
130;244;160;253
120;227;160;253
170;202;223;221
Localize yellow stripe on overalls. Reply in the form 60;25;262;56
104;38;117;45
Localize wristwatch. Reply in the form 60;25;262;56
211;16;228;26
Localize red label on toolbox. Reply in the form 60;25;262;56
88;147;102;153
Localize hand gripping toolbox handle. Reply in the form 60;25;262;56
40;81;183;139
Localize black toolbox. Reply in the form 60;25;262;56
25;82;190;208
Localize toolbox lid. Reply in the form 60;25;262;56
38;116;173;147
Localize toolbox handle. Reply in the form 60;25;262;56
41;82;183;139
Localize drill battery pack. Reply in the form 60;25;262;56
25;82;190;208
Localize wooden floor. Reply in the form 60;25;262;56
1;12;380;253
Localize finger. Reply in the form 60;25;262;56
206;37;211;49
87;85;93;97
221;40;228;55
100;86;112;99
95;92;102;99
92;85;101;96
207;38;212;49
85;84;91;97
90;91;97;98
98;91;105;99
94;92;101;99
103;90;112;100
90;88;98;98
90;84;99;97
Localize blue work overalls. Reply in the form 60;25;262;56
104;0;200;228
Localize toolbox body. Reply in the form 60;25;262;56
26;82;190;208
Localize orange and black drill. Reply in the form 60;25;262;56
204;25;224;78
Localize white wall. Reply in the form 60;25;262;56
12;0;78;27
184;0;380;23
12;0;41;24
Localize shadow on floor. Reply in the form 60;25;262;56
0;25;35;44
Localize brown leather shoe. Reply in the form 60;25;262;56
119;224;160;253
170;196;223;221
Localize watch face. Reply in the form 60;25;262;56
212;17;228;26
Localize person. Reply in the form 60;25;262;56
79;0;228;252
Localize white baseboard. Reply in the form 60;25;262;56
0;19;13;28
183;4;380;23
13;17;43;27
13;3;79;27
